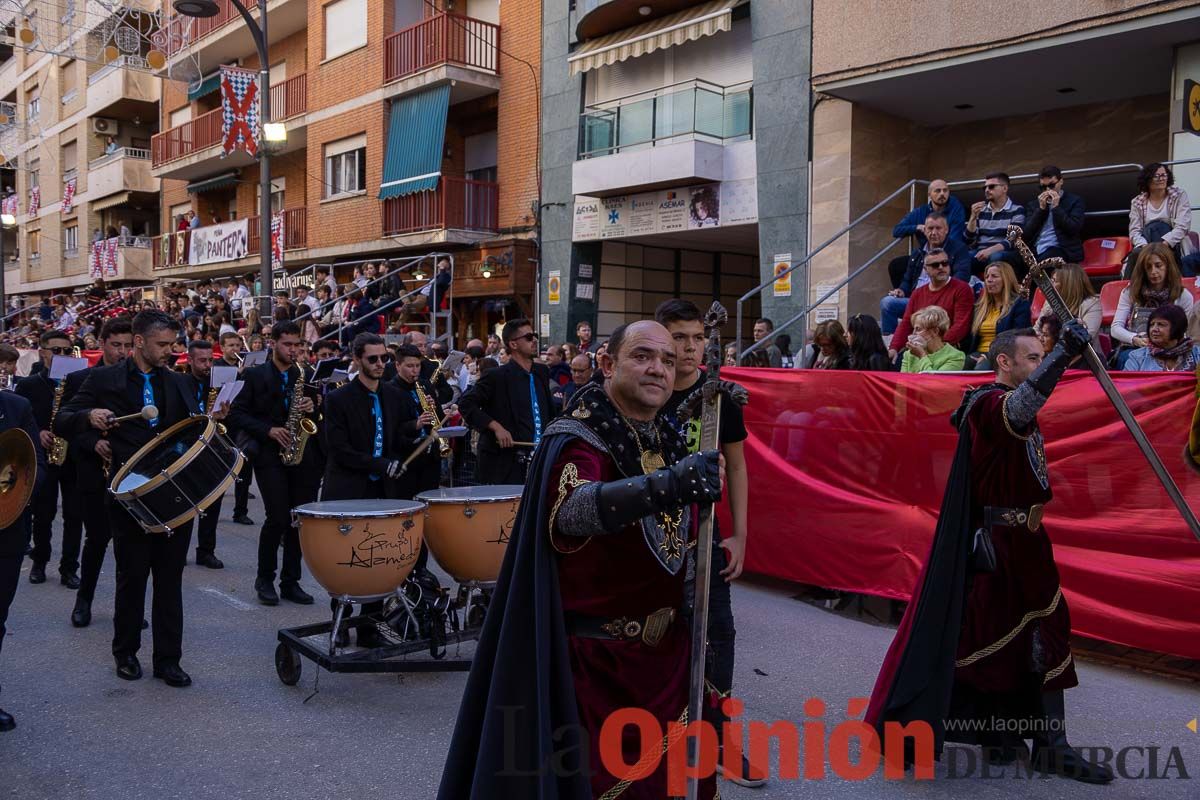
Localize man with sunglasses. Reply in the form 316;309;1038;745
1022;165;1086;263
459;318;554;484
966;171;1027;278
888;248;975;361
16;330;84;588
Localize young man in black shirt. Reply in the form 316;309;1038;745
655;298;766;788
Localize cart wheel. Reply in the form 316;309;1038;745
275;643;302;686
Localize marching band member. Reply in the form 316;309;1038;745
55;310;224;688
186;341;224;570
392;345;442;502
458;319;553;485
16;330;84;588
218;331;255;527
227;321;319;607
0;382;45;730
69;317;132;629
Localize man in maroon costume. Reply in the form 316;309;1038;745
438;320;722;799
866;324;1113;784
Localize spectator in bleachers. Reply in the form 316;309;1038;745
888;248;975;360
963;263;1030;362
776;334;795;368
846;314;892;371
887;179;966;289
1036;314;1061;355
1128;163;1192;278
800;320;851;370
966;171;1027;277
1037;263;1101;339
1023;165;1086;263
1111;243;1194;368
543;344;571;387
900;306;965;373
880;211;971;335
752;318;784;368
1124;305;1199;372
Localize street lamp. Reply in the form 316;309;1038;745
0;212;14;333
174;0;274;321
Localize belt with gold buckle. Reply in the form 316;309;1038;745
984;503;1045;533
564;607;678;647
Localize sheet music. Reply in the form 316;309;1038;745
211;365;238;388
241;350;268;369
213;380;244;409
49;355;89;380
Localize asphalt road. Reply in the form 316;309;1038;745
1;489;1198;799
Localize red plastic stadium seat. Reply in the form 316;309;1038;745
1185;277;1199;302
1081;237;1131;279
1099;280;1128;327
1030;289;1045;319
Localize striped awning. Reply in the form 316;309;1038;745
568;0;741;76
90;191;129;211
188;72;222;101
186;171;240;194
378;84;451;199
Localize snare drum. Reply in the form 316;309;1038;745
293;500;427;600
416;485;522;583
109;416;243;533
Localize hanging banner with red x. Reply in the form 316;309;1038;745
220;65;260;158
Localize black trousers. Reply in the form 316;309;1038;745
77;489;112;604
29;463;83;574
233;460;253;517
254;460;319;587
704;536;736;725
0;552;22;661
196;495;221;558
110;502;193;668
475;448;530;485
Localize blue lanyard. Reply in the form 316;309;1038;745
529;372;542;445
141;372;158;427
369;391;383;481
410;390;425;440
197;386;205;414
281;369;291;410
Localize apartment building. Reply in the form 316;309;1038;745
0;4;162;299
539;0;811;343
150;0;541;340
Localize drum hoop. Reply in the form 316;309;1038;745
416;493;521;505
135;450;244;533
293;505;427;520
109;415;218;499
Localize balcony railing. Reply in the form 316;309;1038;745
151;107;222;167
164;1;241;55
249;207;307;252
269;73;306;121
382;177;498;236
579;79;754;159
154;209;307;270
88;146;151;170
384;13;499;84
88;54;149;85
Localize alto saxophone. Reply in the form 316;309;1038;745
415;380;451;458
280;376;317;466
48;380;69;466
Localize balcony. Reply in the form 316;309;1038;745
249;207;307;253
163;0;308;76
383;13;501;104
87;236;155;282
86;56;160;117
381;177;498;236
573;79;754;196
153;207;307;271
151;107;221;167
87;147;156;199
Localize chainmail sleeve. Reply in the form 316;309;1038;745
1002;381;1047;435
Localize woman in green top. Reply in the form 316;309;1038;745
901;305;966;373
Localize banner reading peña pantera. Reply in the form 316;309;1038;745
189;218;248;266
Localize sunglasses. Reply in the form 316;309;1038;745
926;261;950;268
362;354;389;364
513;333;538;343
984;184;1002;191
45;346;71;354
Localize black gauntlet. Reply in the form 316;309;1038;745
595;450;722;532
1009;320;1090;430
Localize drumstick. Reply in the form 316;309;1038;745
511;441;537;448
111;405;158;425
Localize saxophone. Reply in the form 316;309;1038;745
415;380;451;458
280;376;317;466
48;380;69;466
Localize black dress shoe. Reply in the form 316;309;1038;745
279;583;314;605
232;514;255;525
60;572;80;590
115;655;143;681
71;599;92;628
255;580;279;606
195;552;224;569
0;707;14;732
153;663;192;688
28;563;46;584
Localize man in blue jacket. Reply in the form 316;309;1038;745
881;212;972;335
887;179;967;288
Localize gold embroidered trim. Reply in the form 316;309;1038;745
598;707;691;800
1000;391;1033;441
549;462;591;554
1043;652;1073;685
955;587;1062;668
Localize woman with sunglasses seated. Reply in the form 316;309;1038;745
1123;305;1200;372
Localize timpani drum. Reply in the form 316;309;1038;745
416;485;522;583
109;416;243;533
293;500;427;600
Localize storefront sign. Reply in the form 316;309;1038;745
572;179;757;242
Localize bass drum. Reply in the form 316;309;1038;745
416;485;522;583
293;499;426;600
109;416;243;533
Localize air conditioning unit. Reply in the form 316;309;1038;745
91;118;119;135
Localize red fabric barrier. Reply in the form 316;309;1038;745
718;367;1200;660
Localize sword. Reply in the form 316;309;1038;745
1008;225;1200;543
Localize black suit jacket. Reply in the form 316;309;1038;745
227;360;321;470
14;370;56;432
459;361;553;454
63;365;107;491
1023;191;1086;262
321;379;405;500
0;391;47;557
54;360;199;479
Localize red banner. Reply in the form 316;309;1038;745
719;368;1200;660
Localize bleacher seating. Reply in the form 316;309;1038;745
1081;236;1131;279
1099;280;1127;327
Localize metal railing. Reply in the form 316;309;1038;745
88;146;151;170
384;12;500;84
579;79;753;158
164;0;241;55
248;207;307;252
151;107;222;167
88;54;148;85
269;72;307;121
382;177;499;236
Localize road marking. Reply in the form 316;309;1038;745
199;587;258;612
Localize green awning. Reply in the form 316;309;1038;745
378;84;451;199
188;72;221;101
186;171;240;194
